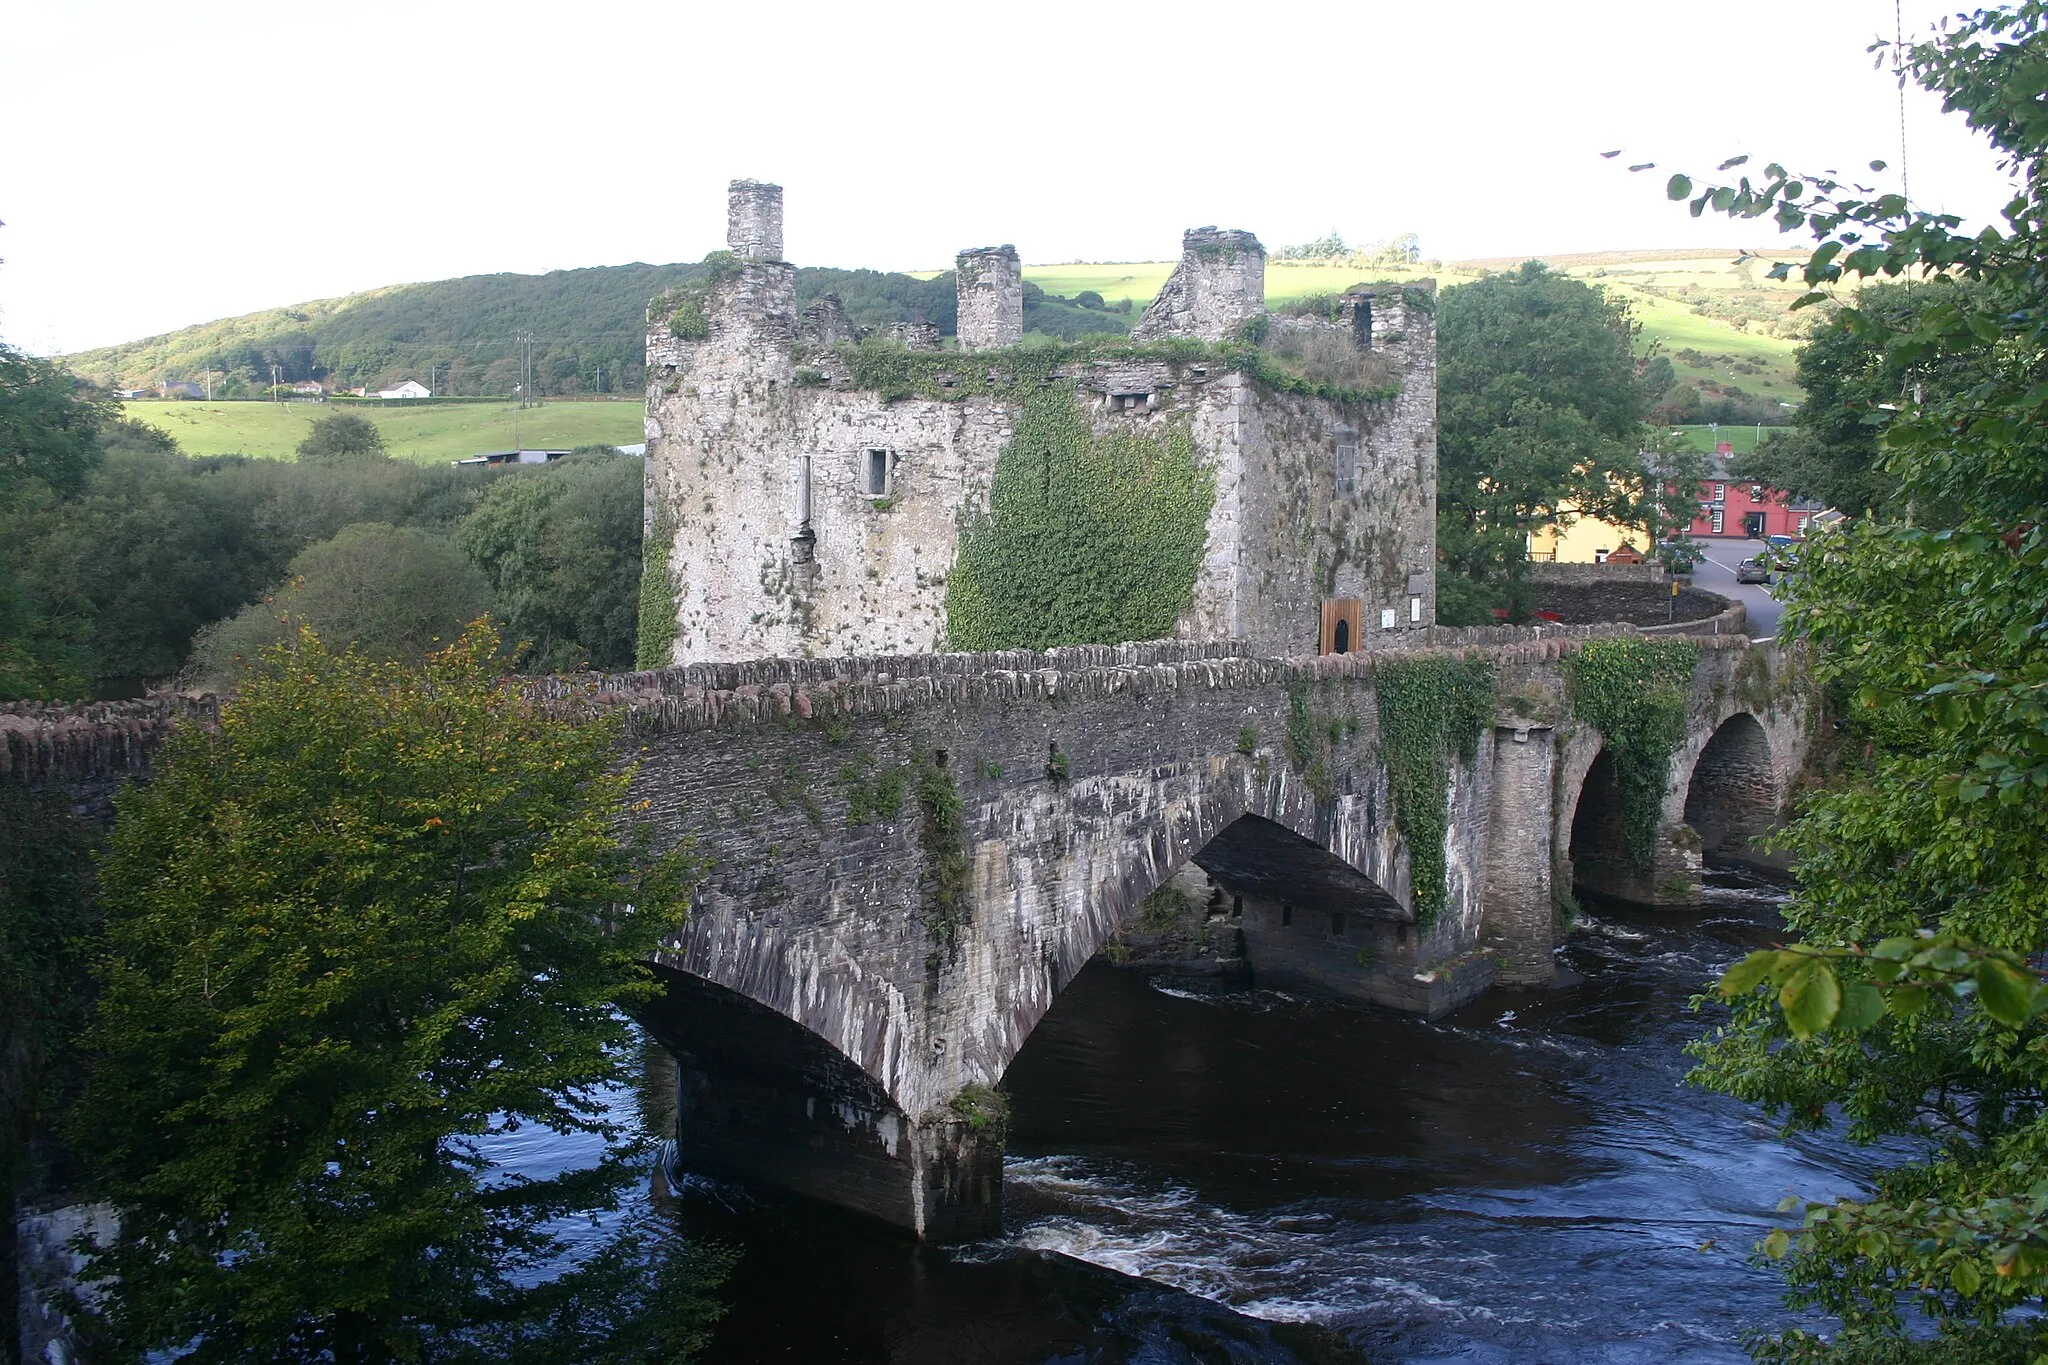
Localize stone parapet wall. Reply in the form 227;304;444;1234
0;697;217;787
545;626;1756;740
2;628;1764;789
1525;561;1668;585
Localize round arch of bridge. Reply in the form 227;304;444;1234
1682;712;1778;862
1564;745;1637;903
637;963;1002;1241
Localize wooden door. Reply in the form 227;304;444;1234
1319;598;1362;654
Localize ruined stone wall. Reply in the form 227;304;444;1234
954;246;1023;352
648;378;1013;660
1132;229;1267;342
725;179;783;261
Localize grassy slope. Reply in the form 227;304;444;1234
121;399;645;463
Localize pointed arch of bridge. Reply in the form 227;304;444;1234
1681;711;1779;861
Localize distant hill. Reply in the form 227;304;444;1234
63;245;1810;420
59;262;1128;399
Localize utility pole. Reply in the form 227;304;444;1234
517;331;535;410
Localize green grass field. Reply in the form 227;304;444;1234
1674;422;1780;453
121;399;646;464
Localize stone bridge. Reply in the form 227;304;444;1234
3;623;1811;1242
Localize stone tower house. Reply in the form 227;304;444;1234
642;181;1438;664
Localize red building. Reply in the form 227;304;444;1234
1684;442;1824;540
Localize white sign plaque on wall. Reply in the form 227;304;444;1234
1380;607;1397;630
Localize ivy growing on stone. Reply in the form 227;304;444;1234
634;505;678;670
1565;637;1701;867
650;251;744;341
1374;654;1497;928
915;751;970;945
944;391;1215;651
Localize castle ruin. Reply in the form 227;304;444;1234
642;181;1438;663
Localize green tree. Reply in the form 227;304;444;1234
1664;5;2048;1355
73;622;697;1361
187;522;493;684
457;452;643;671
1735;281;1988;520
296;411;388;465
1434;262;1684;619
0;344;111;506
0;788;100;1357
0;349;117;697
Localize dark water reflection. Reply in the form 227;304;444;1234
670;870;1885;1362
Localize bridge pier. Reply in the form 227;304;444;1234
1482;722;1561;984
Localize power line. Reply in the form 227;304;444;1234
1896;0;1912;208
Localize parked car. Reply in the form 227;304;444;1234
1736;556;1772;584
1657;538;1704;575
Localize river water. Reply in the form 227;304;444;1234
632;869;1886;1362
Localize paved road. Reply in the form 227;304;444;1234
1686;537;1785;638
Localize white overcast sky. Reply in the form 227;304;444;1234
0;0;2019;355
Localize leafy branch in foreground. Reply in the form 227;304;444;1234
1643;4;2048;1358
71;621;714;1362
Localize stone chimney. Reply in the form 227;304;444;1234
1131;227;1266;343
727;179;784;262
955;245;1023;351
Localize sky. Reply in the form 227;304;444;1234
0;0;2021;356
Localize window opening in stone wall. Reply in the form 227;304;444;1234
1330;911;1346;937
1281;903;1293;927
1232;895;1244;918
1352;297;1373;348
862;448;893;496
1336;441;1357;497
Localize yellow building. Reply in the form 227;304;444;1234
1528;514;1648;564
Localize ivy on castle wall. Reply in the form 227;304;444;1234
1565;637;1702;867
1374;655;1496;928
943;391;1215;651
634;507;678;670
649;251;744;341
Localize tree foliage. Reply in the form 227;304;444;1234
187;523;493;685
72;623;700;1360
0;423;643;697
1735;281;1991;519
1434;262;1696;619
0;344;111;505
296;411;389;466
457;452;643;672
1662;6;2048;1355
0;788;100;1353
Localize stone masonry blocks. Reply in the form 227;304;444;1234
726;179;783;261
1132;227;1267;342
955;245;1023;352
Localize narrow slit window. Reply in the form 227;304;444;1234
1330;911;1346;938
1280;903;1293;927
1336;441;1357;497
862;448;893;496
